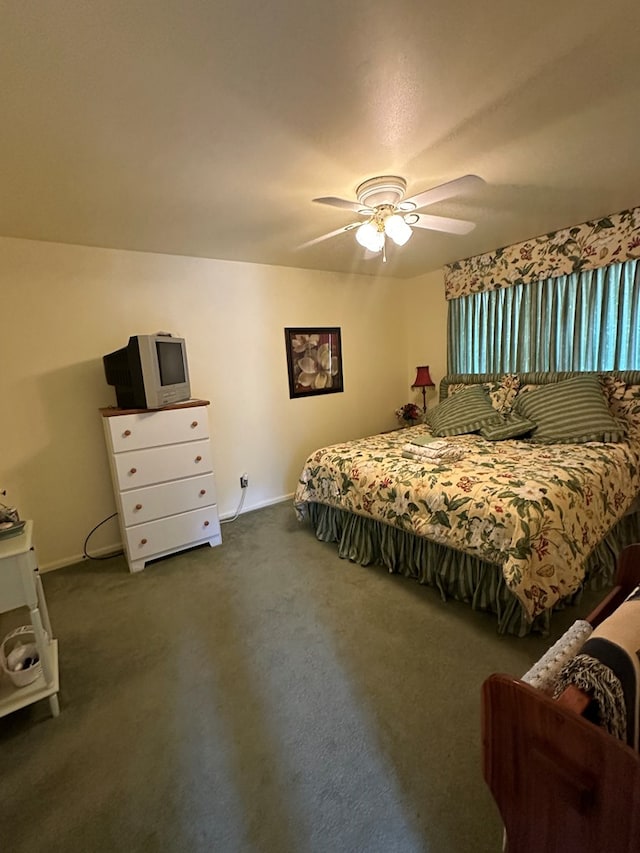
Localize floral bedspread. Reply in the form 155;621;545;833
294;425;640;621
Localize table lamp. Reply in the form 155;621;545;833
412;365;435;412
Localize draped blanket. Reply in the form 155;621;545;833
554;587;640;749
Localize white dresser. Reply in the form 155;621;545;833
101;400;222;572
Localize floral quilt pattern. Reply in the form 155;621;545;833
294;424;640;621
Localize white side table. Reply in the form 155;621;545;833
0;521;60;719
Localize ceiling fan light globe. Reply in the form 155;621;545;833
384;214;412;246
391;228;412;247
356;221;384;252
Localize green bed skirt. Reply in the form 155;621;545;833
305;502;640;636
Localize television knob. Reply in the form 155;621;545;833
195;455;202;463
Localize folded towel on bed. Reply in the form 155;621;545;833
553;586;640;750
408;435;449;448
401;442;464;463
402;441;452;457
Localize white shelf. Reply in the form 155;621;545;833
0;640;58;718
0;522;60;719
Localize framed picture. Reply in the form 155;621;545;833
284;327;344;398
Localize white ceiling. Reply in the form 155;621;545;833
2;1;640;279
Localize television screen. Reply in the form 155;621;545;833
156;340;186;386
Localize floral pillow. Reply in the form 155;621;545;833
489;373;520;414
600;376;640;429
446;382;469;397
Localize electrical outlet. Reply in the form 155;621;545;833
240;473;249;489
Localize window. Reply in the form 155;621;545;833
447;259;640;374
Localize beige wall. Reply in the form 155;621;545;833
400;269;449;410
0;237;447;569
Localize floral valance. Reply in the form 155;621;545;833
444;206;640;300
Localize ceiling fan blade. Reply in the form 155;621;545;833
296;222;360;250
409;213;476;235
313;196;373;214
400;174;485;211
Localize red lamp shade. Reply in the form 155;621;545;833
412;366;435;389
412;365;435;412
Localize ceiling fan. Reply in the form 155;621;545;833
300;174;484;260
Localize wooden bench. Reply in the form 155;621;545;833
482;543;640;853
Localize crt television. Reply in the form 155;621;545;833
103;333;191;409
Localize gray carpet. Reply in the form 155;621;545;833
0;502;604;853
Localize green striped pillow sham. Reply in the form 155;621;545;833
480;413;536;441
426;385;501;436
513;374;626;444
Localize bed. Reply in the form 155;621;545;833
293;370;640;635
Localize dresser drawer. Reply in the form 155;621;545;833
120;474;217;526
124;507;222;561
113;440;213;491
105;405;210;453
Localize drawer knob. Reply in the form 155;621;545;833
191;421;198;428
129;467;137;475
195;455;202;463
140;538;148;545
123;429;132;437
135;503;143;511
199;489;206;496
204;520;210;527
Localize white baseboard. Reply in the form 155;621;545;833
40;542;123;573
40;493;295;571
219;491;294;521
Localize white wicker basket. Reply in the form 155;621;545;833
1;625;42;687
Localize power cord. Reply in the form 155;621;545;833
83;512;124;560
221;487;247;524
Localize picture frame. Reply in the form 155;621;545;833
284;327;344;399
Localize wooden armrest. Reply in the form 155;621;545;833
614;542;640;590
584;542;640;628
482;673;640;852
585;586;627;627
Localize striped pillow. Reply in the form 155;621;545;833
480;412;536;441
513;375;626;444
426;385;501;436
